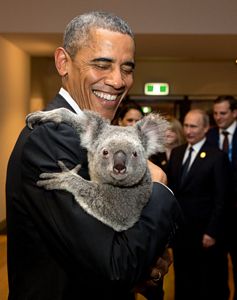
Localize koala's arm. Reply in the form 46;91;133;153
37;161;98;196
37;161;109;221
26;107;79;128
26;108;108;141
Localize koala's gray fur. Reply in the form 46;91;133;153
27;108;168;231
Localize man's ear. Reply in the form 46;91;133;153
233;109;237;119
55;47;70;76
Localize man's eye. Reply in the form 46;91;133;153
95;64;110;70
121;66;134;74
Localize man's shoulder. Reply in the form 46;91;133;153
202;142;228;161
171;144;186;156
206;126;219;138
45;94;74;112
27;121;79;146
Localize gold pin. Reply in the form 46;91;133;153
200;152;206;158
161;160;167;166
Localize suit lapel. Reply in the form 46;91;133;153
185;143;208;182
232;127;237;161
45;94;77;113
177;145;188;186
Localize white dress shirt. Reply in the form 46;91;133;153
218;120;237;150
59;87;84;116
182;138;206;171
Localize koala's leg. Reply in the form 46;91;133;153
26;108;83;131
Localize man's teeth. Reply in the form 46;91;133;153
93;91;117;101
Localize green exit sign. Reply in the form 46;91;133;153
144;83;169;95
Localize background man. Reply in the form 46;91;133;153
206;95;237;300
168;109;230;300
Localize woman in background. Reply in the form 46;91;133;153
150;116;185;173
112;100;144;126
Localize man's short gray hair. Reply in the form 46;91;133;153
63;11;134;58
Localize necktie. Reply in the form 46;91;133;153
222;131;229;154
181;147;193;184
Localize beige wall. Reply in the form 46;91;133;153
0;36;30;223
1;0;237;34
131;59;237;95
31;57;237;102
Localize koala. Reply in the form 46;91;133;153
26;108;168;231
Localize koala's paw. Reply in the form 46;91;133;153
37;161;81;191
26;109;66;129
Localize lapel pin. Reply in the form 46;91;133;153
161;160;167;166
200;152;206;158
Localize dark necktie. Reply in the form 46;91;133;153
181;147;193;184
222;131;229;154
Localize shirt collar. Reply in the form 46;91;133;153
219;120;237;136
59;87;84;116
189;138;206;153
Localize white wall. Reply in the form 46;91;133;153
0;36;30;224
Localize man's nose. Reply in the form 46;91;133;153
105;68;124;89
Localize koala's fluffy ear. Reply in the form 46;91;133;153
136;113;169;157
78;110;110;150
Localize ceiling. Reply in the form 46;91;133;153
2;32;237;62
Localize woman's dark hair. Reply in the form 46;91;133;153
112;100;144;125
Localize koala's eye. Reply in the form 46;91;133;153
132;151;138;157
103;149;109;156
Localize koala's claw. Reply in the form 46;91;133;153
57;161;81;174
58;161;69;172
26;111;45;129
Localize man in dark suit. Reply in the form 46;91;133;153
6;12;181;300
168;109;230;300
206;95;237;300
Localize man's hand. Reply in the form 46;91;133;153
202;234;216;248
135;248;172;293
147;160;167;185
147;248;172;286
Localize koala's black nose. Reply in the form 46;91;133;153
113;150;127;174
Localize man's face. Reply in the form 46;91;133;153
213;101;237;129
64;28;135;120
183;111;209;145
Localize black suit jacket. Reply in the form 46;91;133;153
6;94;181;300
167;141;230;240
206;126;237;201
149;152;168;173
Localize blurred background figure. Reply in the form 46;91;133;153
150;116;185;173
206;95;237;300
112;99;144;126
167;109;230;300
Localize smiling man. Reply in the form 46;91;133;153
58;25;135;120
6;12;181;300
